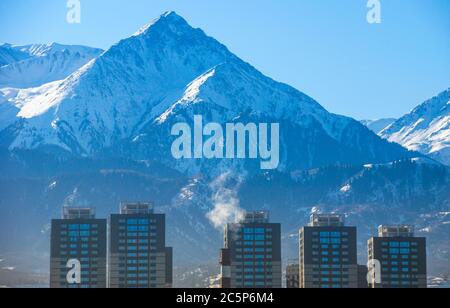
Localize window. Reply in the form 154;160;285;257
331;238;341;244
127;226;138;231
127;219;138;225
330;232;341;238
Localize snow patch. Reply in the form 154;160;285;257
340;184;351;193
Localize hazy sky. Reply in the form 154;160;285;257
1;0;449;120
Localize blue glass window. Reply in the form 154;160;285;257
400;248;410;254
330;232;341;238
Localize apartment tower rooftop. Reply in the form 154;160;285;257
120;202;153;215
62;207;96;219
378;225;415;237
309;213;345;227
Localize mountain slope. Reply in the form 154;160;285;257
0;12;414;174
1;149;449;276
381;88;450;165
361;118;396;134
0;44;30;66
122;61;413;174
0;43;103;88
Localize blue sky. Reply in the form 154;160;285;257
0;0;449;120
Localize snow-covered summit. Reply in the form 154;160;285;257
381;88;450;165
0;12;413;173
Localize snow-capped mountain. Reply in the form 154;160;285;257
0;12;449;280
381;88;450;165
0;12;414;174
0;44;30;66
361;118;396;134
0;43;103;88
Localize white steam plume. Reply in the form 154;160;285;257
206;172;245;229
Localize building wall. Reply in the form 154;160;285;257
50;219;107;288
108;213;172;288
368;237;427;288
222;223;282;288
299;226;358;288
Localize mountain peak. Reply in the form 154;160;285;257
1;12;413;171
132;11;190;37
161;11;181;19
381;87;450;165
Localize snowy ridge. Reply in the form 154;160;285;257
0;43;103;88
0;44;29;66
155;60;353;141
0;12;413;173
361;118;396;134
381;88;450;165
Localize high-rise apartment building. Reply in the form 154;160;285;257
299;214;358;288
108;203;172;288
50;207;107;288
368;225;427;288
220;211;282;288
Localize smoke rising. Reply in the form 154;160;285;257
206;172;245;229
